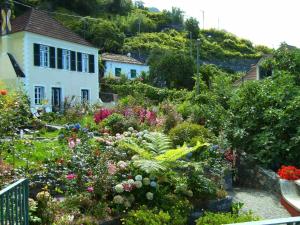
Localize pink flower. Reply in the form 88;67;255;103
76;139;81;144
94;108;113;124
108;162;117;175
68;140;75;149
66;173;76;180
87;187;94;192
145;110;157;125
122;183;134;192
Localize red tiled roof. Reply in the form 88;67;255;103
9;9;93;47
101;53;145;65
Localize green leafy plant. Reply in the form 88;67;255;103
169;122;214;146
122;206;172;225
196;211;259;225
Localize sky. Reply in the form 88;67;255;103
142;0;300;48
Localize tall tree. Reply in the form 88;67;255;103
185;17;200;39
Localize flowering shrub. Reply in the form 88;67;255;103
94;108;113;124
277;166;300;180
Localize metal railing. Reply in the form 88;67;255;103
227;216;300;225
0;179;29;225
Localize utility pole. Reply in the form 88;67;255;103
200;10;205;29
190;31;193;59
196;38;200;94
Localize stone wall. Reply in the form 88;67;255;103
236;155;281;197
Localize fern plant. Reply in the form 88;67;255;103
119;132;208;173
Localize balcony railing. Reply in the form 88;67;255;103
227;216;300;225
0;179;29;225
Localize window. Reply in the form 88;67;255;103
115;68;121;77
130;69;137;78
81;89;89;103
34;86;45;105
34;44;55;68
82;53;89;72
62;49;71;70
40;45;49;67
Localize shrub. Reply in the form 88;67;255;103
196;211;259;225
122;206;171;225
0;89;31;138
102;113;127;134
169;122;213;146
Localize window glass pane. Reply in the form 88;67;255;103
115;68;121;77
131;69;137;78
40;45;49;67
34;86;45;105
62;49;71;70
82;54;89;72
81;89;89;103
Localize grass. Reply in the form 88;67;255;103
3;139;69;168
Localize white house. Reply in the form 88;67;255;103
0;9;99;112
101;53;149;79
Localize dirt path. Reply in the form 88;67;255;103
231;188;290;219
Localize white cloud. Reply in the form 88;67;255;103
142;0;300;48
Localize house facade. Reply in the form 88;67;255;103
101;53;149;79
0;9;99;112
234;55;273;86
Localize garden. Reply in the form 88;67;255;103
1;44;300;224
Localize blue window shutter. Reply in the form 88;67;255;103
49;47;56;68
88;54;95;73
71;51;76;71
57;48;63;69
33;44;40;66
77;52;82;72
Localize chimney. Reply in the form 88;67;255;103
1;0;12;36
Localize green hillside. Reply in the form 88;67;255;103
9;0;271;60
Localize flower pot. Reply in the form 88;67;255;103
99;217;121;225
207;196;233;212
224;171;233;191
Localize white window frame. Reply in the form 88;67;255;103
81;89;90;104
82;53;89;73
40;45;49;67
34;86;45;105
62;49;71;70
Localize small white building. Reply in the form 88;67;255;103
0;9;99;112
101;53;149;79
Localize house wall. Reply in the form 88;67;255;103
24;32;99;110
1;32;25;69
104;61;149;79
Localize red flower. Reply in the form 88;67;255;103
0;89;8;96
277;166;300;180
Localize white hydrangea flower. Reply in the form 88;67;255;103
134;181;143;189
115;184;124;193
113;195;124;204
146;192;154;200
135;175;143;181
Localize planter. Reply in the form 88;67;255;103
188;211;203;225
279;179;300;216
207;196;233;212
224;171;233;191
99;217;121;225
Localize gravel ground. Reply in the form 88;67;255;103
230;188;290;219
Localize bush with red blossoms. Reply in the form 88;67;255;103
277;166;300;180
94;108;113;124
